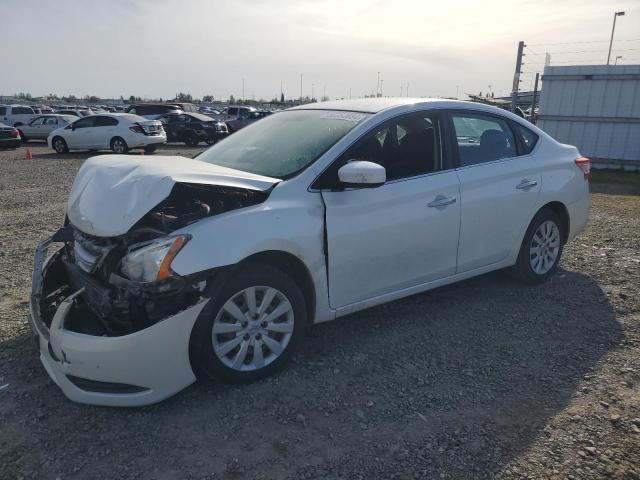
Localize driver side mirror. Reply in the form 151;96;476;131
338;160;386;188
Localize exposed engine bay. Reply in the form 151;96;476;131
38;183;269;337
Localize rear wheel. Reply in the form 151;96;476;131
52;137;68;154
190;263;307;383
510;209;564;284
185;135;199;147
205;138;217;145
110;137;128;154
144;145;157;154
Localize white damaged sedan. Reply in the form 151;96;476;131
29;99;590;406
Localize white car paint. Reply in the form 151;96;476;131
67;155;279;237
0;104;36;127
46;113;166;153
30;98;590;406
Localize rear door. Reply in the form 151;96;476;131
90;116;119;148
448;110;541;272
319;111;461;308
41;116;60;138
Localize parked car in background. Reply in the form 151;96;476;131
17;114;79;142
47;113;166;154
0;105;36;127
0;122;21;149
126;103;183;119
166;102;198;113
222;105;262;132
56;108;93;117
158;112;228;145
29;98;590;406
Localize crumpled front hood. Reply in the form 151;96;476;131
67;155;279;237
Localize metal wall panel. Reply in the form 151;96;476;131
537;65;640;169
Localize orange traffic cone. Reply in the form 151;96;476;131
25;148;32;160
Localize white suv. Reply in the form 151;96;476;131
47;113;166;154
30;98;589;406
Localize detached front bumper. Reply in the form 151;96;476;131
29;236;208;407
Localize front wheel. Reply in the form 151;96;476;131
184;135;199;147
110;137;129;154
510;209;564;284
52;137;68;154
190;263;307;383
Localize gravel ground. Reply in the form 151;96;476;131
1;143;639;480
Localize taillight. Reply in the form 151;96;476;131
575;156;590;180
129;124;144;133
10;128;19;138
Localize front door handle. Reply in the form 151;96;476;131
428;195;457;208
516;179;538;190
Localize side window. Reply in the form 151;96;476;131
94;116;118;127
317;112;443;188
44;117;58;126
515;123;539;154
74;117;95;129
227;107;238;116
14;107;34;114
128;107;137;114
0;107;6;115
452;113;516;167
30;117;46;126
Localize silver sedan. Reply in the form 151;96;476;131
18;114;79;142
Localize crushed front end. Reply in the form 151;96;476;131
29;224;210;406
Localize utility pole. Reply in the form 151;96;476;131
280;80;283;97
510;41;525;113
380;79;384;97
607;11;625;65
615;55;623;65
531;73;539;125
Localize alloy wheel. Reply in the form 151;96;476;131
529;220;560;275
212;286;294;371
54;139;65;153
113;139;126;153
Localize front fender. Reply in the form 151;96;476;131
170;196;325;277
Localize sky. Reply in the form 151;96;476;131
2;0;639;101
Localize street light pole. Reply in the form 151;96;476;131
607;11;625;65
615;55;623;65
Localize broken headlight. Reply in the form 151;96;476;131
120;235;190;283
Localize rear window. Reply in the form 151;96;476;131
515;123;539;154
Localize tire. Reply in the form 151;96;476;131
110;137;129;154
184;135;199;147
190;263;307;383
144;145;157;154
52;137;68;154
205;139;217;145
510;208;564;284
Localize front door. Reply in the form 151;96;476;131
319;111;461;308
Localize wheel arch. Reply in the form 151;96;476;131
536;201;570;244
238;250;316;321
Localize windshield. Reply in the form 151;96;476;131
196;109;370;178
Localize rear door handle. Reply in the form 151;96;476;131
516;179;538;190
428;195;457;208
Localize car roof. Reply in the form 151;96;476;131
289;97;504;114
